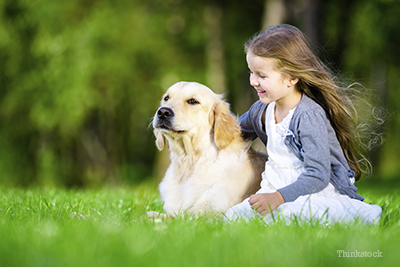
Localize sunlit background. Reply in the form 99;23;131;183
0;0;399;188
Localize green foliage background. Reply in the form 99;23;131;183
0;0;399;188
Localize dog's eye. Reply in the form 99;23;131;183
164;95;169;101
187;98;200;105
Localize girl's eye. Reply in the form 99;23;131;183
249;70;266;78
164;95;169;101
187;98;200;105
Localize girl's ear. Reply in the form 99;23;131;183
154;128;165;150
288;77;299;87
213;100;241;149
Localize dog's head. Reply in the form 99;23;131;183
153;82;240;152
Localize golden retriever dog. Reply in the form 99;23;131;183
152;81;266;216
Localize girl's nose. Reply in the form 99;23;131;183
249;74;259;87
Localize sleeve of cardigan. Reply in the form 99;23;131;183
277;109;331;202
239;101;263;142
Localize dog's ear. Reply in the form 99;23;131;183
213;100;241;149
154;128;166;150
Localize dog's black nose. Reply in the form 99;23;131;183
157;107;174;119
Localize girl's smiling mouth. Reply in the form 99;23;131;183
256;89;266;96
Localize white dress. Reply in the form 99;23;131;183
225;102;382;224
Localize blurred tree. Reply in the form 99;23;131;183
262;0;285;28
204;2;225;94
0;0;209;186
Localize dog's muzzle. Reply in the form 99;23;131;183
157;107;174;120
154;107;174;130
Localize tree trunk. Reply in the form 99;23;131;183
204;4;226;94
262;0;286;29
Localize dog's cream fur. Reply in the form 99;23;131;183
152;82;266;216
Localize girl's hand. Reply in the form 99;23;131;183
248;191;285;216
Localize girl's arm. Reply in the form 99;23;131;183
239;100;268;145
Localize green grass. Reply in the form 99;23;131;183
0;180;399;267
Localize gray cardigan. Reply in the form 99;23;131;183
240;94;364;202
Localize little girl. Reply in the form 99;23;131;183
225;24;382;224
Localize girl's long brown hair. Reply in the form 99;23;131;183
245;24;368;180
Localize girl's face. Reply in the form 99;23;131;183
246;52;298;105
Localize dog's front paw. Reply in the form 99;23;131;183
146;211;168;220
